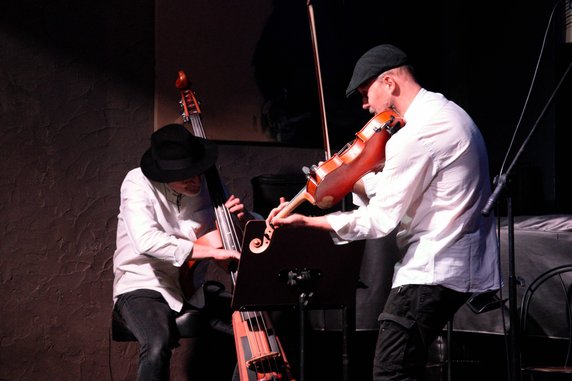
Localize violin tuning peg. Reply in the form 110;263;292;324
302;166;311;176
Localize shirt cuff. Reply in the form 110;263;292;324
325;212;352;244
326;211;352;237
174;239;194;267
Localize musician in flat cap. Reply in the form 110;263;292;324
269;44;501;381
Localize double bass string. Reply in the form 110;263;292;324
212;188;284;377
177;71;293;379
218;206;286;378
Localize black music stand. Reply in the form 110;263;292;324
232;220;364;381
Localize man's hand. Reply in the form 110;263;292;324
266;197;288;226
192;242;241;261
225;194;246;221
267;197;332;231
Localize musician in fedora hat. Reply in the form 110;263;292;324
112;123;246;381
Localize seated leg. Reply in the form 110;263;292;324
115;289;179;381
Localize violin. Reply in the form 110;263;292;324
176;71;295;381
249;108;405;254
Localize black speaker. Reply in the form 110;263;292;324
250;173;342;218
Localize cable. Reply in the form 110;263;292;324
497;0;563;177
108;327;115;381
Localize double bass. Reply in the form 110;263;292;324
176;71;295;381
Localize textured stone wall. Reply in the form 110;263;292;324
0;1;155;380
0;2;325;380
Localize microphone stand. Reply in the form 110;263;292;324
481;60;572;381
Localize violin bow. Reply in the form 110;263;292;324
307;0;331;160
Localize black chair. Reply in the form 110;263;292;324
111;282;235;342
250;173;343;218
110;285;239;380
519;264;572;380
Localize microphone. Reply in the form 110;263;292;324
481;175;507;217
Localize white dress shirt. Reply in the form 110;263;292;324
112;168;216;312
327;89;501;293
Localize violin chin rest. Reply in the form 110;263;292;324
316;195;335;209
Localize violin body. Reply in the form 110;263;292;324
306;109;404;209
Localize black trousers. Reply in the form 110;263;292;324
373;284;471;381
115;289;180;381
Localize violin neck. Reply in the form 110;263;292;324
277;188;315;218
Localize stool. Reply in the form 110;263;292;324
111;307;204;342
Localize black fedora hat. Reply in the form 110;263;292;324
140;124;218;183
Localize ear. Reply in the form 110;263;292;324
378;75;395;95
381;73;395;89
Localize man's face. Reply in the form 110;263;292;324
358;75;392;115
167;175;202;196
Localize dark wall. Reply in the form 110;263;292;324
253;0;572;214
0;1;155;380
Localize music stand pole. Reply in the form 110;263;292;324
481;60;572;381
294;277;353;381
298;292;311;381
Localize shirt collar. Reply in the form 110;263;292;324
160;183;184;206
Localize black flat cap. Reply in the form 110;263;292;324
346;44;408;97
